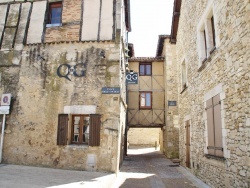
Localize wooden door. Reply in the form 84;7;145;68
185;120;191;168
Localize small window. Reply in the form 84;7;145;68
48;2;62;25
72;115;90;144
139;63;152;76
140;92;152;109
181;60;187;90
57;114;101;146
211;16;216;48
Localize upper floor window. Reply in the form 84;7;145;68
181;60;187;90
140;92;152;109
48;2;62;25
197;2;219;67
139;63;152;76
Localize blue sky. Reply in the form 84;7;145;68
128;0;174;57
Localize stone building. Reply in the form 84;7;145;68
0;0;131;172
156;35;179;159
169;0;250;187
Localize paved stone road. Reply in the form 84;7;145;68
112;147;210;188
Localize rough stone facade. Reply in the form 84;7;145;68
0;0;130;173
161;36;179;159
128;128;160;147
172;0;250;187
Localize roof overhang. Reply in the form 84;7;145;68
170;0;182;44
124;0;131;32
156;35;170;57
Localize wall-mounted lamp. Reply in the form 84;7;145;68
100;50;105;58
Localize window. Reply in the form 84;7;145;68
205;94;223;157
181;60;187;90
140;92;152;109
197;4;218;67
139;63;151;76
47;2;62;25
57;114;101;146
211;16;216;48
72;115;90;144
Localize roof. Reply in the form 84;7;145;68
156;35;170;57
128;57;164;62
125;0;131;32
170;0;182;43
128;43;135;57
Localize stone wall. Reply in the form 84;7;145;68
175;0;250;187
128;128;160;147
163;38;179;159
0;0;128;173
2;42;124;172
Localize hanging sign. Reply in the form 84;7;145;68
126;72;138;84
102;87;120;94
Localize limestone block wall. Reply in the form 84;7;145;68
162;38;179;159
1;42;124;172
175;0;250;187
128;128;160;147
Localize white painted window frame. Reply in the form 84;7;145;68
197;0;220;68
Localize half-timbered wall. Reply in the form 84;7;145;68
127;59;165;128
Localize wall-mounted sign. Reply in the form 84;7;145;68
102;87;120;94
168;101;177;106
1;94;11;106
126;72;138;84
0;106;10;114
57;63;86;81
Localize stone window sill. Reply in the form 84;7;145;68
204;154;226;161
46;23;62;28
180;86;188;94
66;144;89;149
198;47;217;72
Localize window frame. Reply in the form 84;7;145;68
57;114;101;147
47;1;62;27
197;1;219;69
139;62;152;76
71;114;90;145
139;91;152;109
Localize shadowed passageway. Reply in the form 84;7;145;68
113;147;209;188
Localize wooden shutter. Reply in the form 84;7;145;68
57;114;69;145
206;98;215;155
213;94;223;157
89;114;101;146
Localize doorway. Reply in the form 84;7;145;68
185;120;191;168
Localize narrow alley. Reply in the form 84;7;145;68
113;147;210;188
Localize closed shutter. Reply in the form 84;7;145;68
206;98;215;155
89;114;101;146
57;114;69;145
213;94;223;157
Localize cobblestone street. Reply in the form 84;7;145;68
112;147;210;188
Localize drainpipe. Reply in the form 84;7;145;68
0;114;6;163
